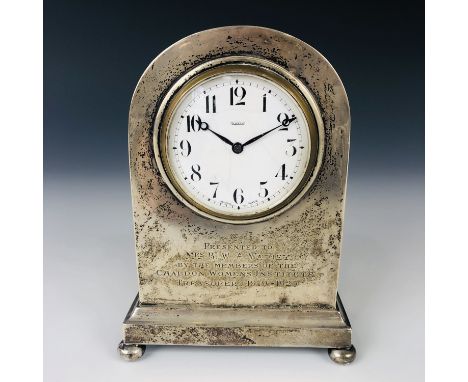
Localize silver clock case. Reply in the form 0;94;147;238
122;26;353;361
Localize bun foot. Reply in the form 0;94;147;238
118;341;146;361
328;345;356;365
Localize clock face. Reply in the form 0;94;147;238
159;65;319;222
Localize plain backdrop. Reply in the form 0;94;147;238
44;1;424;381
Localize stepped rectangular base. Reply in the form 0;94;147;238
122;293;352;348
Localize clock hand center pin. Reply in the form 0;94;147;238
195;116;245;154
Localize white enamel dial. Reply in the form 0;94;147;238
163;70;313;220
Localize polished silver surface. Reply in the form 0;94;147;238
118;341;146;361
328;345;357;365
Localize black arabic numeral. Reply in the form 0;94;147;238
230;86;246;105
286;138;297;157
205;95;216;113
190;164;202;181
259;181;269;198
179;140;191;157
277;113;296;131
186;115;209;132
209;182;219;198
233;188;244;204
275;164;287;180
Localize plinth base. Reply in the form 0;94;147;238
119;293;355;363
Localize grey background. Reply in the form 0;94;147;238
44;0;424;381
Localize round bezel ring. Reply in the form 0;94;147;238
153;56;325;224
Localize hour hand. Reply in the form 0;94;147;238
206;127;234;146
194;116;234;147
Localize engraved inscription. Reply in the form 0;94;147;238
154;242;315;289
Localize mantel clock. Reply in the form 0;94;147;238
118;26;355;364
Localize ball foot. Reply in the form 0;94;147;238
328;345;356;365
118;341;146;361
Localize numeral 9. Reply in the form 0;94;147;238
179;140;191;157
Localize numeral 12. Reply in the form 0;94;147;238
230;86;246;105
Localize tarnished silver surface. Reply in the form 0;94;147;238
122;26;353;357
128;25;350;307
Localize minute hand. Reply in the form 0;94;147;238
242;116;297;147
